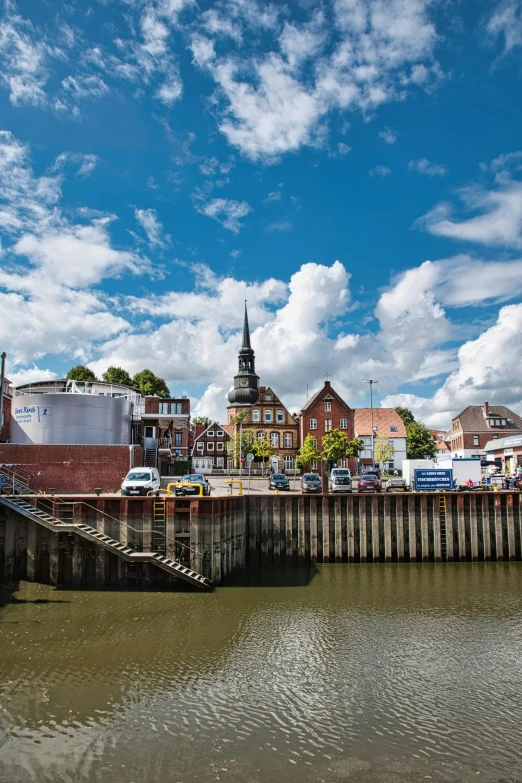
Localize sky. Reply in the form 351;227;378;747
1;0;522;427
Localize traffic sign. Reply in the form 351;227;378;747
246;452;254;462
240;457;245;463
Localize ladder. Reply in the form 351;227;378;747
152;497;166;555
439;493;447;561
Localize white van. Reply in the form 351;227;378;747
121;467;161;496
329;467;352;493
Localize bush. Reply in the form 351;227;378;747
173;460;190;475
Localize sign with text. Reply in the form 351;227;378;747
414;468;453;492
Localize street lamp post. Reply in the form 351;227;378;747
364;379;378;470
0;352;6;437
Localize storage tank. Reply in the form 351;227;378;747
10;394;132;445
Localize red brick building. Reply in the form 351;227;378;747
298;380;355;470
140;395;191;474
1;376;11;443
450;402;522;458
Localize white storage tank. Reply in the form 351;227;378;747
10;393;132;445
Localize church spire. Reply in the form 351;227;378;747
242;300;251;350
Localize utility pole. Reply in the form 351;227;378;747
364;379;378;470
0;352;6;438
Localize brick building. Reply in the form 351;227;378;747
450;402;522;458
191;421;231;473
298;380;355;470
354;408;407;472
1;376;11;443
140;395;190;474
226;305;299;471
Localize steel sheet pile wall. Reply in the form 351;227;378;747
245;493;522;566
1;493;521;588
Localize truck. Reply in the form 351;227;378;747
437;458;481;488
401;459;435;489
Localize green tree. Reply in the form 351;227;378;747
66;365;98;381
406;421;436;459
296;433;323;468
132;369;170;398
251;435;275;473
322;429;364;467
226;428;255;465
374;436;395;467
395;406;416;426
101;366;133;386
192;416;212;427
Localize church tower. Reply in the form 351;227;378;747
227;303;260;406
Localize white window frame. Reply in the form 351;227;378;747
311;460;318;470
276;409;284;423
284;433;292;448
284;455;294;470
216;443;224;451
271;432;279;447
310;418;317;430
340;418;347;430
265;394;272;401
473;435;479;446
257;431;264;440
264;409;272;422
216;457;224;467
252;409;260;422
208;431;214;437
216;430;223;436
207;442;214;451
324;401;331;412
325;419;332;432
196;442;204;452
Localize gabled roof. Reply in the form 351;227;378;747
354;408;407;438
192;421;230;444
453;405;522;434
221;424;235;437
429;429;451;450
300;381;352;414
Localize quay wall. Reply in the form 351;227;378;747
0;492;521;588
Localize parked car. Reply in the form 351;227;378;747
121;467;160;496
178;474;211;496
358;473;381;493
329;467;352;493
362;467;381;479
301;473;322;493
269;473;290;491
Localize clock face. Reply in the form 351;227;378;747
239;378;249;387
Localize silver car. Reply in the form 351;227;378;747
328;468;352;493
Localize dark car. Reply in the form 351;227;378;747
301;473;322;493
362;467;381;479
177;474;211;496
358;473;381;493
269;473;290;491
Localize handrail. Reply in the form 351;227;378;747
225;479;243;496
166;482;203;497
124;522;205;561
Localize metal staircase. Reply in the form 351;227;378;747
0;495;212;590
439;493;447;562
0;465;37;495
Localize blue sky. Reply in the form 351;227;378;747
2;0;522;426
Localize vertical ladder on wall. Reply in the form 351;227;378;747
439;493;447;562
152;497;167;555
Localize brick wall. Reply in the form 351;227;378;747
0;444;143;493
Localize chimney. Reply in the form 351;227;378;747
325;380;331;387
483;401;489;418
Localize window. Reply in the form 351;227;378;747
175;432;182;447
144;426;155;438
196;442;204;452
311;460;318;470
340;418;347;429
310;437;318;449
390;426;397;432
264;409;272;422
324;401;331;411
159;402;182;414
501;419;507;425
252;409;260;422
217;443;224;451
208;431;214;437
257;431;264;440
276;409;284;423
284;432;292;448
325;419;332;432
284;456;294;470
340;459;348;468
310;418;317;430
493;434;499;439
265;394;272;401
473;435;479;446
271;432;279;447
216;457;224;467
159;402;169;414
216;430;223;436
207;442;214;451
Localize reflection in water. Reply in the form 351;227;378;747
1;564;522;782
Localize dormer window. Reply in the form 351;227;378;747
390;426;397;432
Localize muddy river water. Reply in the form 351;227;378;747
1;563;521;783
